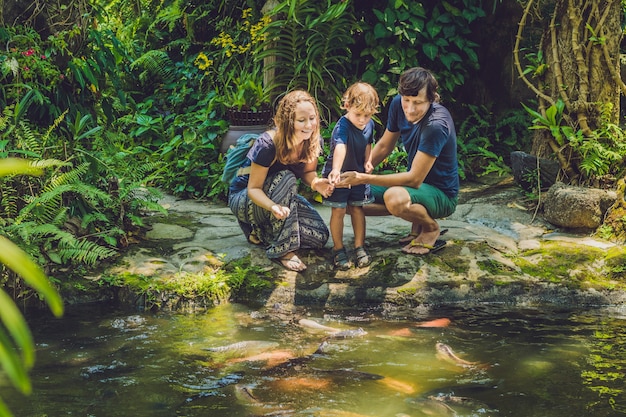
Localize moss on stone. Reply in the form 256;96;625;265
515;241;626;291
478;259;516;275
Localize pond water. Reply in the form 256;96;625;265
4;303;626;417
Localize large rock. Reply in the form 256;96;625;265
510;151;560;191
542;182;616;229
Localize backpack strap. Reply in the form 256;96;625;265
236;166;252;176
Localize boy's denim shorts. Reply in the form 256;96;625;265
322;183;374;208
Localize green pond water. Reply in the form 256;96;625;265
4;303;626;417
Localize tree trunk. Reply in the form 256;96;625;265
517;0;624;185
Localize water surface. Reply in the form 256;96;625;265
5;303;626;416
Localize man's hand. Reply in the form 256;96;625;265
337;171;361;188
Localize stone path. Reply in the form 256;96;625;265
105;179;624;314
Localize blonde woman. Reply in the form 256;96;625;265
228;90;333;272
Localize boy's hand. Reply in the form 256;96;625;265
328;169;341;184
365;161;374;174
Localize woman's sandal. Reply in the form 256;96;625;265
398;228;448;245
272;254;307;272
332;247;353;270
354;246;371;268
247;231;262;245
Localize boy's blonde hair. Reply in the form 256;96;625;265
341;82;380;114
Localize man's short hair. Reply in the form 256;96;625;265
398;67;439;102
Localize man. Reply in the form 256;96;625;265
339;67;459;255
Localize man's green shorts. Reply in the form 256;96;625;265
370;183;458;219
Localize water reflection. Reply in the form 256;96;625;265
5;303;626;416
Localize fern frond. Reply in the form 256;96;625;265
0;111;7;133
130;50;176;84
42;109;69;147
16;121;41;155
17;193;64;225
17;183;111;224
29;158;72;171
44;162;89;190
57;238;117;266
0;181;19;218
81;212;110;229
27;223;75;244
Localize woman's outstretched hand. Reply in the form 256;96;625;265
270;204;291;219
314;177;335;198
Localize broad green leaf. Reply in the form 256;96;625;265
0;158;42;177
423;43;438;60
0;236;63;317
0;290;34;367
0;326;30;394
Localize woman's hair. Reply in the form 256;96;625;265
273;90;322;164
341;82;380;114
398;67;439;102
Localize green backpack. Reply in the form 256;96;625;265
220;133;259;184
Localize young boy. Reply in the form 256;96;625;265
322;82;379;269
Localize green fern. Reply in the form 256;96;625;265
42;109;69;148
18;183;111;224
130;50;176;85
0;182;18;219
81;212;110;229
29;158;72;171
15;121;41;157
56;239;117;266
258;0;355;121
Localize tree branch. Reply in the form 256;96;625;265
514;0;554;104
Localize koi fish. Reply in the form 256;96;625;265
435;342;479;367
325;328;367;339
204;340;278;354
227;349;296;367
299;318;368;339
299;318;342;333
416;318;451;328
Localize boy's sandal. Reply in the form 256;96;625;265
354;246;371;268
398;228;448;245
332;248;353;270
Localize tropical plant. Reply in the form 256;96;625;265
522;100;626;184
257;0;356;122
199;7;273;112
514;0;626;187
458;104;531;180
0;157;64;417
360;0;485;102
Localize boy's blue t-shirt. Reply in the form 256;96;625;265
322;115;374;177
386;94;459;198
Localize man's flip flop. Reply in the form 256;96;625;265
401;239;447;255
398;228;448;245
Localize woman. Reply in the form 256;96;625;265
228;90;334;272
